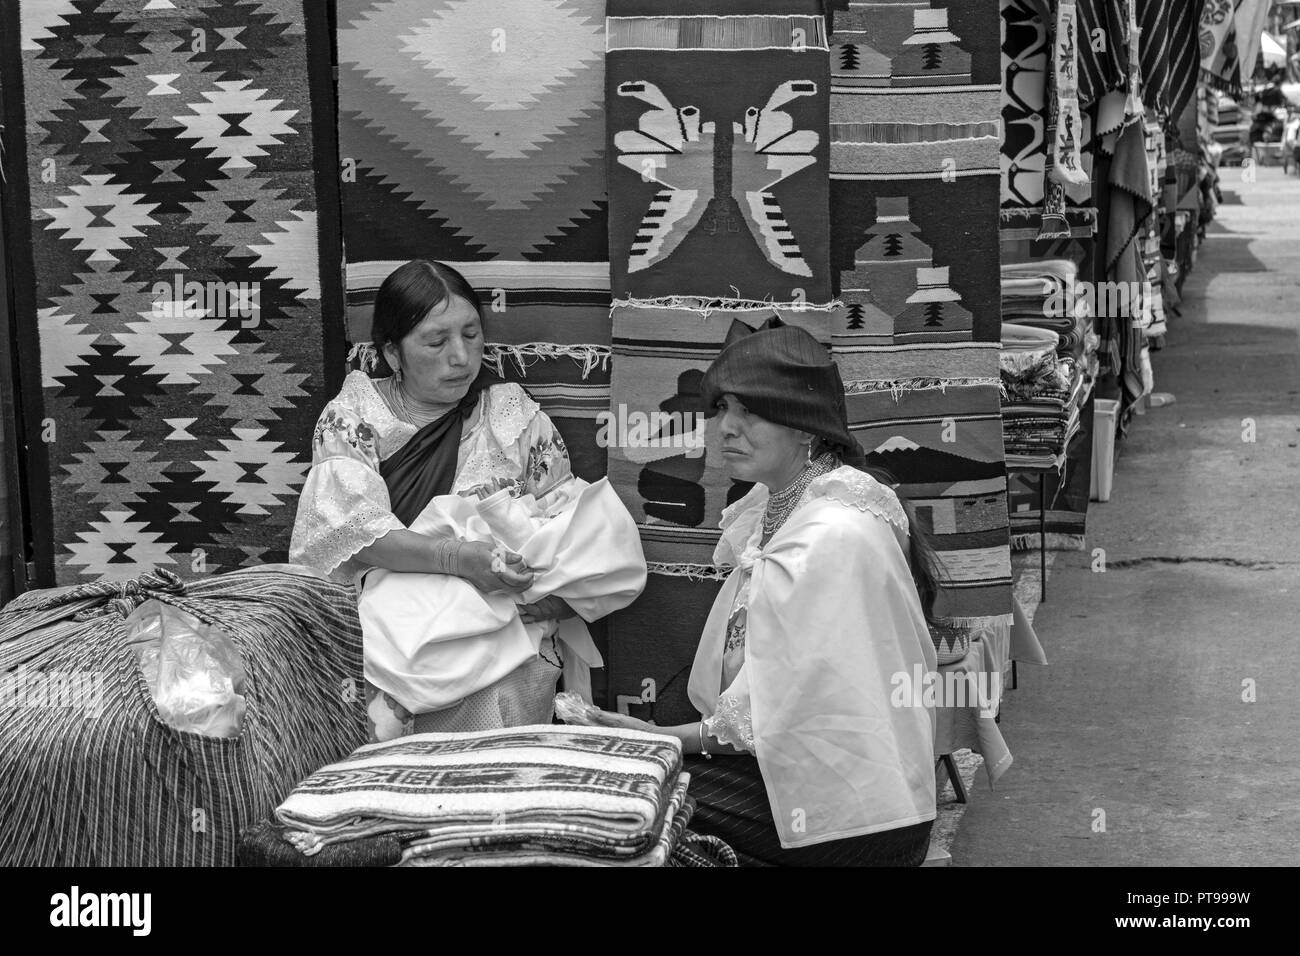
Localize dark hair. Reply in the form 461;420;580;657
371;260;484;375
813;438;946;623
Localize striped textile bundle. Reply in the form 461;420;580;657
0;566;367;866
1075;0;1129;106
1138;0;1206;120
275;725;684;861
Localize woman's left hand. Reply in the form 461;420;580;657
517;596;576;625
589;709;657;734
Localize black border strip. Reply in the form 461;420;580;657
0;2;53;589
307;0;347;398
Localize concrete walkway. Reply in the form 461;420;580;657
950;164;1300;866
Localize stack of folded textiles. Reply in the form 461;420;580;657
256;725;694;867
1000;259;1093;364
1000;323;1087;469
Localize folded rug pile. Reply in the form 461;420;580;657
1000;322;1087;469
258;725;694;867
1000;259;1096;363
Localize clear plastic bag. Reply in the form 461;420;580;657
553;690;602;726
124;599;248;738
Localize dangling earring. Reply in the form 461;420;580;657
393;363;403;385
806;439;814;463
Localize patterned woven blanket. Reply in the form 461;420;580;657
399;776;694;867
1;0;345;583
276;725;683;856
606;0;832;306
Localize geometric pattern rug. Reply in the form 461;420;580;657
1000;0;1096;241
605;0;832;305
1;0;344;584
828;0;1013;627
336;0;608;265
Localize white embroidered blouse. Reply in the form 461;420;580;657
289;371;571;585
701;466;913;754
688;463;938;846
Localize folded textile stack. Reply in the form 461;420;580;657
1000;322;1086;470
266;725;694;867
1000;259;1092;362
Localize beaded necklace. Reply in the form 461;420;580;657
379;376;454;428
760;452;838;545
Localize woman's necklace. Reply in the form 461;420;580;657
760;452;837;545
381;376;453;427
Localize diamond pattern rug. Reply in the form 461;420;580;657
1;0;344;583
337;0;608;263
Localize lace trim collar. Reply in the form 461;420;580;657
806;467;909;534
713;465;908;566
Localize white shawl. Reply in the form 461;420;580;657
360;477;646;713
688;466;938;848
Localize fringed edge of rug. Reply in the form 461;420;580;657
936;613;1015;632
611;294;844;317
1010;531;1087;552
646;562;733;582
1036;213;1073;241
482;343;612;379
843;377;1007;400
346;341;613;379
999;206;1097;224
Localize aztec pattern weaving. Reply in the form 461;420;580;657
828;0;1012;627
1;0;343;584
336;0;611;476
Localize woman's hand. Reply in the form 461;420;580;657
589;709;657;734
517;596;576;625
454;540;535;593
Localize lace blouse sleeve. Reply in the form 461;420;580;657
703;668;756;754
288;401;405;576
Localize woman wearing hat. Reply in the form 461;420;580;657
595;319;941;866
